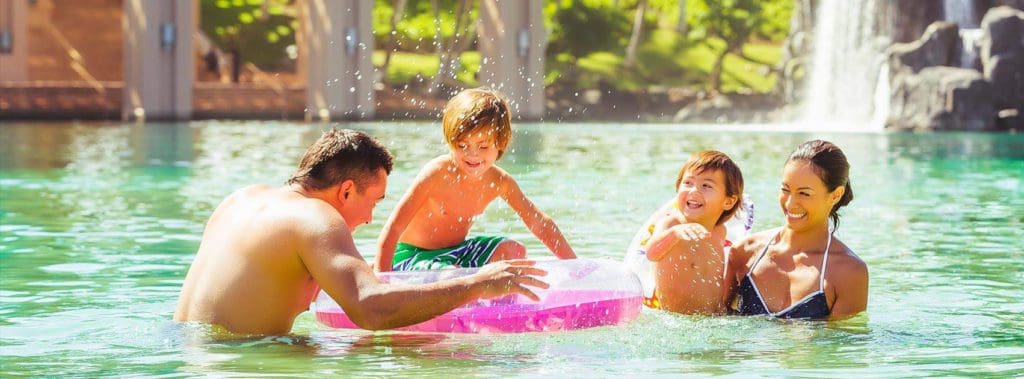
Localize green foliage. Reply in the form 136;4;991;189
372;50;481;86
200;0;297;69
546;1;632;58
196;0;793;93
689;0;763;48
545;28;781;93
372;0;479;52
687;0;792;43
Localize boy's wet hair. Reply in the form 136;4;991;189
676;150;744;225
786;140;853;229
287;129;393;191
442;88;512;159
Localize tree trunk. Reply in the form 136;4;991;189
430;0;473;94
676;0;687;34
381;0;408;85
624;0;648;68
709;43;735;92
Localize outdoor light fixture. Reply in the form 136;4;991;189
517;29;529;57
0;30;11;54
160;22;176;51
345;27;357;56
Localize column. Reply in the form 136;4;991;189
300;0;374;121
478;0;546;119
123;0;194;121
0;0;28;81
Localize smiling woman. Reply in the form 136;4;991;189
725;140;869;321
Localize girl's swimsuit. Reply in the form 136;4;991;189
733;230;832;320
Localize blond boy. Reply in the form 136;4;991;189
376;88;576;272
644;151;744;314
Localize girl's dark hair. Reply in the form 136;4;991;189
786;140;853;229
287;129;393;191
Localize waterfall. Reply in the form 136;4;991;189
800;0;888;131
959;28;983;68
944;0;981;68
944;0;979;28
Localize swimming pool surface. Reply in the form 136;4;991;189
1;121;1022;376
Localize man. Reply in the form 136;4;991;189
174;129;547;335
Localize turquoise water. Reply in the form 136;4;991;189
1;121;1022;377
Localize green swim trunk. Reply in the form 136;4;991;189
392;236;508;271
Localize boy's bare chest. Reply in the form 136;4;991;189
426;182;501;219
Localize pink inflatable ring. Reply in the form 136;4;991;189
313;258;643;334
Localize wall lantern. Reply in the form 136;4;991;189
345;27;357;56
0;30;12;54
517;29;529;58
160;22;176;51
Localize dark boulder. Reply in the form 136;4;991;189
887;67;996;131
980;7;1024;112
888;22;961;73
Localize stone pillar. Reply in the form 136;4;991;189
300;0;375;121
478;0;546;119
123;0;194;121
0;0;28;81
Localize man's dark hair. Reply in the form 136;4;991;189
287;129;393;191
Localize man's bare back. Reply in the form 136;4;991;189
174;185;326;334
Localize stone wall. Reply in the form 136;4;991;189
885;6;1024;131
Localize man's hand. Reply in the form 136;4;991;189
472;260;549;302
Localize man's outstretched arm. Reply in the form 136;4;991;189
300;213;548;330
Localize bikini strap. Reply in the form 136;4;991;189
749;230;780;272
819;231;833;292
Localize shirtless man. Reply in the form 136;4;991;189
173;129;547;335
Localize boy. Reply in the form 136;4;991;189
376;88;576;272
644;150;743;315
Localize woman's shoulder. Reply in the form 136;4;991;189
735;229;777;250
827;237;869;279
730;229;777;263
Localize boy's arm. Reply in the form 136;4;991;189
300;212;549;330
375;162;438;271
500;176;577;259
646;217;709;262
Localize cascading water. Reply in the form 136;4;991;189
943;0;982;68
800;0;889;131
944;0;979;28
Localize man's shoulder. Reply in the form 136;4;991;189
245;186;345;231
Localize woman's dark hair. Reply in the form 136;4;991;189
287;129;394;191
786;140;853;229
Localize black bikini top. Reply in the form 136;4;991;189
733;230;832;320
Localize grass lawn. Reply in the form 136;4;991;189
372;51;481;86
373;29;783;94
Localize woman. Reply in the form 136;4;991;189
725;140;868;320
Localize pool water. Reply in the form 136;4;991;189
1;121;1022;376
